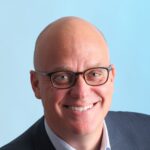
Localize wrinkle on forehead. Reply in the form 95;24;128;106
34;16;110;71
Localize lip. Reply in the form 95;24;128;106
63;101;101;112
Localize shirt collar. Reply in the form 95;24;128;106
44;119;111;150
100;121;111;150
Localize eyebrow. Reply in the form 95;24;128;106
49;63;107;72
48;66;73;72
37;63;109;73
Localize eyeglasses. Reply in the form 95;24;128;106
35;65;112;89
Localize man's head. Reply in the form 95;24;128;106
30;16;115;141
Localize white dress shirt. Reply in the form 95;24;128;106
44;120;111;150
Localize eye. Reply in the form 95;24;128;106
86;69;105;81
91;72;102;77
52;72;71;85
89;70;103;77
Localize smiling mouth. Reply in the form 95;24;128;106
63;101;100;112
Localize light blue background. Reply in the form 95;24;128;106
0;0;150;147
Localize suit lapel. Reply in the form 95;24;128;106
105;112;136;150
32;114;121;150
32;117;56;150
105;113;122;149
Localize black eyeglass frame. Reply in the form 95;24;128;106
35;65;112;89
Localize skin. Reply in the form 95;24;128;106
30;16;115;150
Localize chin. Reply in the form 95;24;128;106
68;119;102;136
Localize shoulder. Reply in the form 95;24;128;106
106;111;150;132
106;111;150;124
107;111;150;119
0;117;44;150
106;111;150;149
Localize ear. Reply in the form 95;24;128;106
110;64;116;83
30;71;41;99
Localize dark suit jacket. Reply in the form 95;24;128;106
1;111;150;150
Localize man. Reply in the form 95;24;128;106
1;16;150;150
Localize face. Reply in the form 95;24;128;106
31;21;115;140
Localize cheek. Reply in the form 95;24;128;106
40;84;68;112
48;89;69;104
94;82;114;111
43;89;71;128
40;88;63;122
101;76;114;96
94;82;113;99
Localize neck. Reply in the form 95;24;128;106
68;131;103;150
45;116;104;150
59;124;103;150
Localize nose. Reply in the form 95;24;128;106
69;75;91;99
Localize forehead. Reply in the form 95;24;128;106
37;44;109;72
34;18;110;71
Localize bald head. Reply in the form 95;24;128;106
34;16;109;71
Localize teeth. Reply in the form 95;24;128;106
67;104;94;112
